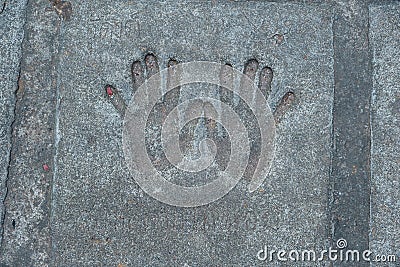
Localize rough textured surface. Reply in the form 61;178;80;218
51;1;334;266
0;0;399;266
329;2;372;266
0;0;61;265
0;0;28;247
369;4;400;266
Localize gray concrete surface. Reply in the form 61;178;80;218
330;2;372;265
0;0;61;265
0;0;27;247
370;4;400;266
0;0;398;266
51;2;333;266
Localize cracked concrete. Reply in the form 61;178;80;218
0;0;61;265
0;0;28;248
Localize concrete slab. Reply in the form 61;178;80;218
0;0;61;265
51;1;334;266
1;1;400;266
329;2;372;265
369;4;400;266
0;0;27;246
